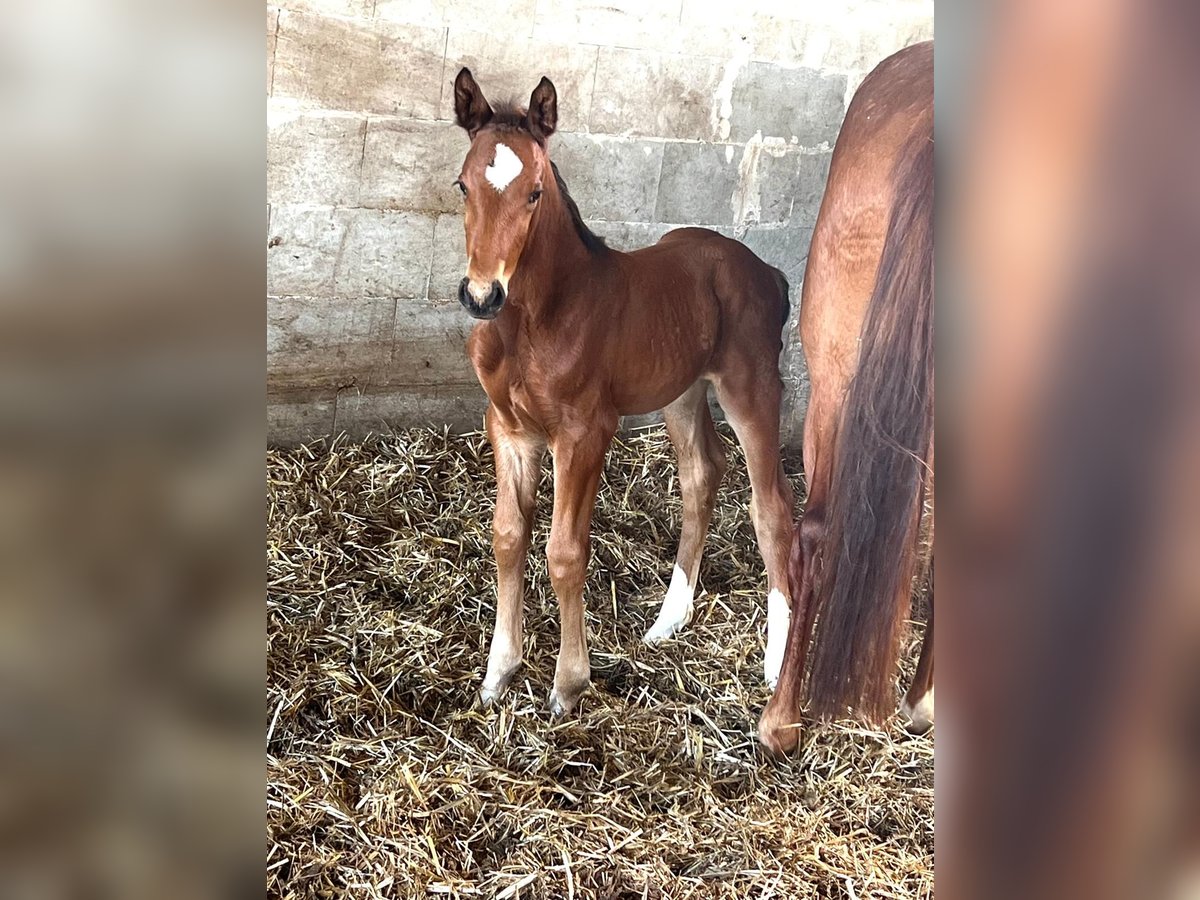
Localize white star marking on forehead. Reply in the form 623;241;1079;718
485;142;523;192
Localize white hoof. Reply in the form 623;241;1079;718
643;564;695;644
480;684;505;706
901;686;935;734
764;588;790;690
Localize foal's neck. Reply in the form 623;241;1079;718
508;173;601;317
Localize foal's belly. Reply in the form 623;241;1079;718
607;316;716;415
612;368;705;417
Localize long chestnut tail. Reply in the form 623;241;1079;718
804;131;934;723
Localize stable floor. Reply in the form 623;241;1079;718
267;427;933;899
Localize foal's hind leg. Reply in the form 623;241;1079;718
712;371;795;688
644;381;727;642
758;389;837;753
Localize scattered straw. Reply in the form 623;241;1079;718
268;426;933;899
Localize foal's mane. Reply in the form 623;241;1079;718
486;100;609;257
549;161;609;256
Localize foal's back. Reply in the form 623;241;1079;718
560;226;787;417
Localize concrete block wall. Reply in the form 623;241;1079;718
267;0;934;444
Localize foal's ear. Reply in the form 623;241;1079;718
526;76;557;142
454;67;493;138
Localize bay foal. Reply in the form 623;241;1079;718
452;68;794;714
758;42;935;754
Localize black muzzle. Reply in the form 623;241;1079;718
459;278;505;319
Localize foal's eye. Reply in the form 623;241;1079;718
454;179;467;197
528;189;543;204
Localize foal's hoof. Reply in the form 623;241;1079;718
642;605;693;644
547;682;588;717
479;673;518;708
479;684;505;707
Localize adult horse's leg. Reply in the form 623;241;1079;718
481;408;545;704
712;371;795;688
546;418;615;715
757;390;836;754
644;380;727;642
901;557;935;733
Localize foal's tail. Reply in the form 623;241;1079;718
770;266;791;328
804;130;935;723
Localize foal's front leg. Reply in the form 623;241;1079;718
481;411;544;704
545;422;613;715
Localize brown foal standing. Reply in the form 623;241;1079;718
757;41;935;754
451;68;794;715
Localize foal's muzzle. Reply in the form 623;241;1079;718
459;278;506;320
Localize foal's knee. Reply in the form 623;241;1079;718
547;535;588;592
493;513;531;566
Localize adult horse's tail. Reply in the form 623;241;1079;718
804;129;934;723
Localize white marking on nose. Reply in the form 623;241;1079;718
485;143;523;192
764;588;790;689
467;279;492;300
644;564;694;643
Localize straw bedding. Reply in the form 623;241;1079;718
267;426;934;899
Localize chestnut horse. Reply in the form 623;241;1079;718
451;68;795;714
758;41;935;754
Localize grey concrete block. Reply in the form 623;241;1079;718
278;0;373;18
334;384;489;437
728;63;846;146
377;0;536;36
590;48;725;140
268;392;337;446
268;112;365;205
386;299;477;387
268;295;396;392
780;369;809;447
822;13;934;73
533;0;687;52
268;8;279;95
736;145;818;226
654;142;739;225
334;209;436;299
550;133;663;222
441;33;597;133
789;152;832;229
360;118;469;213
740;223;814;289
429;214;468;301
268;205;350;297
272;11;446;118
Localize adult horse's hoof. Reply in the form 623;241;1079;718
758;703;802;756
901;687;935;735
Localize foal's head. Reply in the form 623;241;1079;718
452;67;558;319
